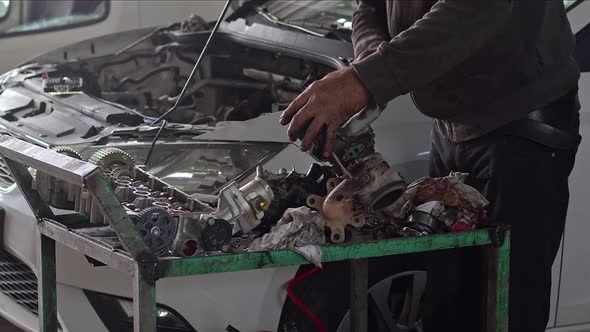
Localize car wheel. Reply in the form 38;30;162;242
278;254;427;332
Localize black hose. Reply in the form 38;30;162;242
115;65;179;90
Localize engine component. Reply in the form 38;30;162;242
261;164;336;228
42;75;84;95
172;213;233;256
133;190;155;209
300;106;408;243
30;142;271;255
173;213;203;256
34;146;84;209
89;147;135;174
134;207;178;255
216;166;274;234
403;211;445;236
201;218;232;252
170;169;273;256
51;146;83;159
113;179;133;202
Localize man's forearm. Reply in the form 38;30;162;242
351;0;390;57
352;0;513;105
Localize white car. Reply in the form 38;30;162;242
0;1;587;331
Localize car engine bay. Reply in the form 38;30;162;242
0;24;334;147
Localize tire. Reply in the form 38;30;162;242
278;253;428;332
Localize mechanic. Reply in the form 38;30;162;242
279;1;581;331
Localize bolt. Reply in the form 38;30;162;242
151;227;161;236
257;199;270;211
208;218;216;226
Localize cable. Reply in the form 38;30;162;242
114;23;179;56
144;0;233;166
144;120;167;166
286;264;327;332
153;0;232;125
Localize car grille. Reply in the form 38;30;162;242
0;251;39;315
0;157;15;188
0;133;16;187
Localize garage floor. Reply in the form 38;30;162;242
0;317;22;331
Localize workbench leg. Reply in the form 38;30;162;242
38;234;58;332
485;232;511;332
133;264;157;332
350;258;369;332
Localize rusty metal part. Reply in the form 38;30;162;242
306;178;363;243
307;153;406;243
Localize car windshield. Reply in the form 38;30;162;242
264;0;356;30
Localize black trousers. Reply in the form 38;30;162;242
423;96;580;331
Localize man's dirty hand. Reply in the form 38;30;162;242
279;67;371;158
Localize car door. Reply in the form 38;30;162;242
554;0;590;328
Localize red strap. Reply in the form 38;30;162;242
286;264;327;332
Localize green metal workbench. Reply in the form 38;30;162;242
0;136;510;332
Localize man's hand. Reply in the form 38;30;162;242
279;67;371;158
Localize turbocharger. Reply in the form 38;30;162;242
303;105;407;242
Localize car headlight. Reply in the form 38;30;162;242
84;290;196;332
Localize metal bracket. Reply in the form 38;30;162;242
490;225;509;247
136;260;159;283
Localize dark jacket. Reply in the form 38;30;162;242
351;0;580;142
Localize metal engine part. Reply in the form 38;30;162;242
30;143;271;256
217;166;274;235
88;147;135;179
172;213;234;257
402;211;444;237
261;164;336;228
302;106;408;243
308;153;405;243
201;217;233;251
134;207;178;255
34;146;83;209
170;169;273;256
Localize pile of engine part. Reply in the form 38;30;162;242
275;105;490;245
387;172;490;235
32;146;275;257
31;142;489;262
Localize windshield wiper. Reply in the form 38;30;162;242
256;7;326;38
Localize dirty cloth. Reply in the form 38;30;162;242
248;207;325;266
386;172;489;231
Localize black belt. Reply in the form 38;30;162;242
508;89;581;150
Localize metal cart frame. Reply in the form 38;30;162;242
0;136;510;332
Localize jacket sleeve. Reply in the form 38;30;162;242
351;0;513;105
351;0;390;57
